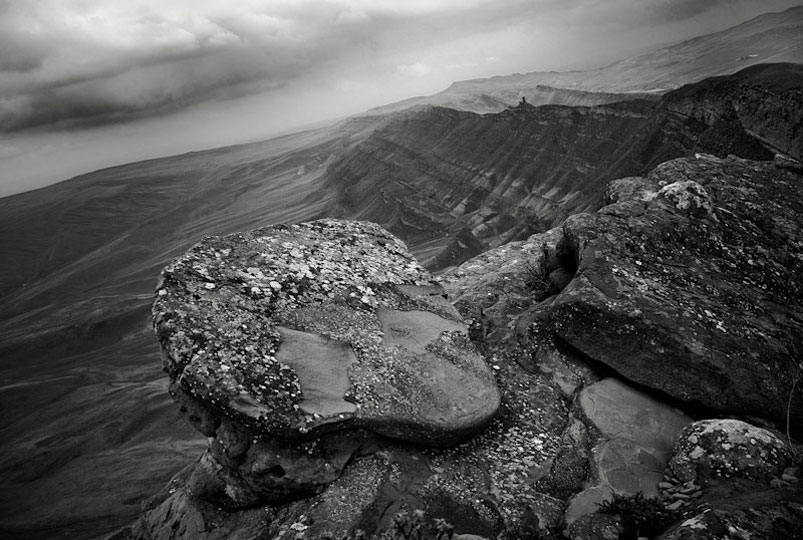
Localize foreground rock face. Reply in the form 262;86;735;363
129;155;802;539
152;219;500;505
548;154;803;428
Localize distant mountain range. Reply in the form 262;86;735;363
0;7;801;540
369;5;803;114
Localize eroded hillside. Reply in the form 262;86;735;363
324;63;802;268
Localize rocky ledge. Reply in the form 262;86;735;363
152;219;500;507
127;154;802;539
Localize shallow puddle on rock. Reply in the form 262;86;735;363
376;308;463;355
275;326;357;416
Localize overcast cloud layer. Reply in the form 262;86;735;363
0;0;800;195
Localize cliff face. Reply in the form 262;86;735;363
663;63;803;160
325;63;801;269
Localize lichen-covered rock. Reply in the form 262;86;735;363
545;155;803;429
604;176;658;205
131;154;803;538
668;419;793;485
153;219;500;505
655;179;716;220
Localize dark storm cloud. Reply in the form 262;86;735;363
0;0;795;133
0;0;385;132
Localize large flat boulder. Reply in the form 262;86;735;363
152;219;500;505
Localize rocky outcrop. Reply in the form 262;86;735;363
442;154;803;539
445;153;803;432
547;154;803;428
127;154;803;539
131;220;600;539
152;219;500;507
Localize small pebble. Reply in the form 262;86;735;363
770;478;787;489
666;500;684;511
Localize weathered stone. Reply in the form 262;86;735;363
153;219;500;505
668;419;793;486
565;378;691;524
604;176;658;205
565;512;624;540
545;155;803;429
655;180;716;220
656;485;803;540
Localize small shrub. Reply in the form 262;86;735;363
375;510;454;540
524;242;559;301
598;492;679;540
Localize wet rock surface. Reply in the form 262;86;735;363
132;221;595;539
564;378;691;524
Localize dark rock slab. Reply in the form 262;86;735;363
547;155;803;428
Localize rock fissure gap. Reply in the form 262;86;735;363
552;332;722;423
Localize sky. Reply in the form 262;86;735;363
0;0;800;197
